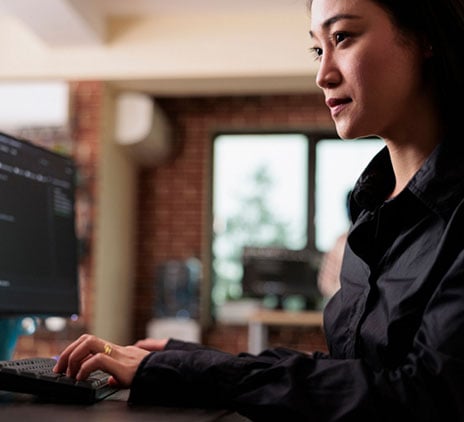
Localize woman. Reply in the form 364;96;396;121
54;0;464;420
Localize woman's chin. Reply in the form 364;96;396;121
335;123;374;141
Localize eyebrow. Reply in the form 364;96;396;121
309;13;362;38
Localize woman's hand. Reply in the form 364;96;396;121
133;338;169;351
53;334;151;388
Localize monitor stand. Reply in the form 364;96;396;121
0;317;37;360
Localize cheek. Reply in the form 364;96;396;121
372;43;423;90
353;49;418;110
357;50;397;89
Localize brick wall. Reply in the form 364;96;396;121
205;324;328;355
133;94;333;353
70;81;103;328
14;89;333;358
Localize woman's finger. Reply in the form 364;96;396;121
66;336;113;377
75;346;149;388
75;353;118;383
54;334;109;376
54;334;90;373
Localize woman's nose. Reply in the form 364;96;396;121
316;55;342;89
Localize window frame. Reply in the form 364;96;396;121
204;130;339;322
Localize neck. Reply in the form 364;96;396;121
383;98;442;198
385;143;436;198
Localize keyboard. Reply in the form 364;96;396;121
0;357;119;404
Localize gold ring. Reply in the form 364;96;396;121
103;343;113;356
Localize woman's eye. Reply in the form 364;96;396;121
310;47;323;61
334;32;348;45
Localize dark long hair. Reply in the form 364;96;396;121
308;0;464;138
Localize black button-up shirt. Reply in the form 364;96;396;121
130;142;464;421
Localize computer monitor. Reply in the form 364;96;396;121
241;246;320;309
0;132;79;358
0;132;79;316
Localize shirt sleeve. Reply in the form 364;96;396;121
128;343;377;420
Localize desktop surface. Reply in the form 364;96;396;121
0;389;250;421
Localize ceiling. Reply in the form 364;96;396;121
94;0;306;16
0;0;317;95
0;0;310;46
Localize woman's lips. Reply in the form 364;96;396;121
326;98;352;116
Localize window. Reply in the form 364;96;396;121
315;138;384;251
211;133;384;311
212;133;309;308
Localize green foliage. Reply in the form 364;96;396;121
212;165;291;305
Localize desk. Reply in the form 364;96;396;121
248;310;324;354
0;389;250;421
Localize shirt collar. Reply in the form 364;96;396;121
350;142;464;221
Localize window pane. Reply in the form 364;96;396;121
212;134;309;307
315;138;384;252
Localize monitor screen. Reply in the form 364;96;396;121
241;246;320;308
0;132;79;316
